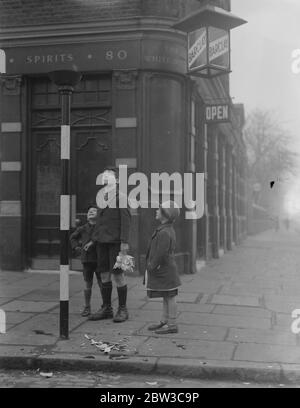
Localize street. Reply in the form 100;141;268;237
0;369;297;388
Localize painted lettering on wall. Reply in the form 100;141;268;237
25;54;74;64
144;55;171;64
105;50;128;61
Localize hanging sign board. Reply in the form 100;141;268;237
188;26;230;77
205;104;230;123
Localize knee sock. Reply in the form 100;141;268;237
96;280;104;307
162;297;168;323
117;285;127;308
167;296;177;325
101;281;113;308
84;289;92;307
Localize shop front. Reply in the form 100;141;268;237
0;0;247;273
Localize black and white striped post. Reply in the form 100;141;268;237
48;70;82;340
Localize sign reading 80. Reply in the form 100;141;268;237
105;50;128;61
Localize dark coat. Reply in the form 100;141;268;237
146;223;181;291
70;222;97;263
92;192;131;244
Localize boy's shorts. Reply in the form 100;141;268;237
82;262;99;283
96;243;122;274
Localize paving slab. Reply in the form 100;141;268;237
0;345;40;357
213;305;272;318
234;343;300;364
0;287;38;298
265;295;300;304
5;312;35;326
274;313;294;329
228;328;297;346
180;280;221;294
5;313;85;340
138;338;235;360
265;299;299;313
178;312;271;329
2;300;58;313
137;323;227;341
0;330;58;346
18;289;60;302
211;294;260;307
0;298;13;306
220;285;277;296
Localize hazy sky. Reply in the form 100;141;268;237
230;0;300;152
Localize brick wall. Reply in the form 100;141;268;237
0;0;141;28
0;0;219;28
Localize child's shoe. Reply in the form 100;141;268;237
148;321;167;331
155;324;178;334
113;307;129;323
88;305;113;320
81;306;91;317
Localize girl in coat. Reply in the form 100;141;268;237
145;200;181;334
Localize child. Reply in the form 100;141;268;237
85;166;131;323
70;205;102;317
145;200;181;334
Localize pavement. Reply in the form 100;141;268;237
1;229;300;384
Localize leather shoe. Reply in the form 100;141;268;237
81;306;91;317
88;306;113;321
148;321;167;331
155;324;178;334
113;307;129;323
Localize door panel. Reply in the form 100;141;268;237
32;131;60;261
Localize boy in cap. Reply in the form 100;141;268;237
85;166;131;323
70;204;101;317
145;200;181;334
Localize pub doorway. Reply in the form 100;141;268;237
27;74;112;270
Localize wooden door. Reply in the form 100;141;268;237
29;75;112;269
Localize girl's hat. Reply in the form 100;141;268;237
160;201;180;222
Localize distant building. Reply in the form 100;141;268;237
0;0;247;272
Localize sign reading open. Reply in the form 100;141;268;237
205;104;230;123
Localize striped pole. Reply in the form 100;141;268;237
48;70;82;340
59;85;72;339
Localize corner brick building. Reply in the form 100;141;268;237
0;0;247;272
